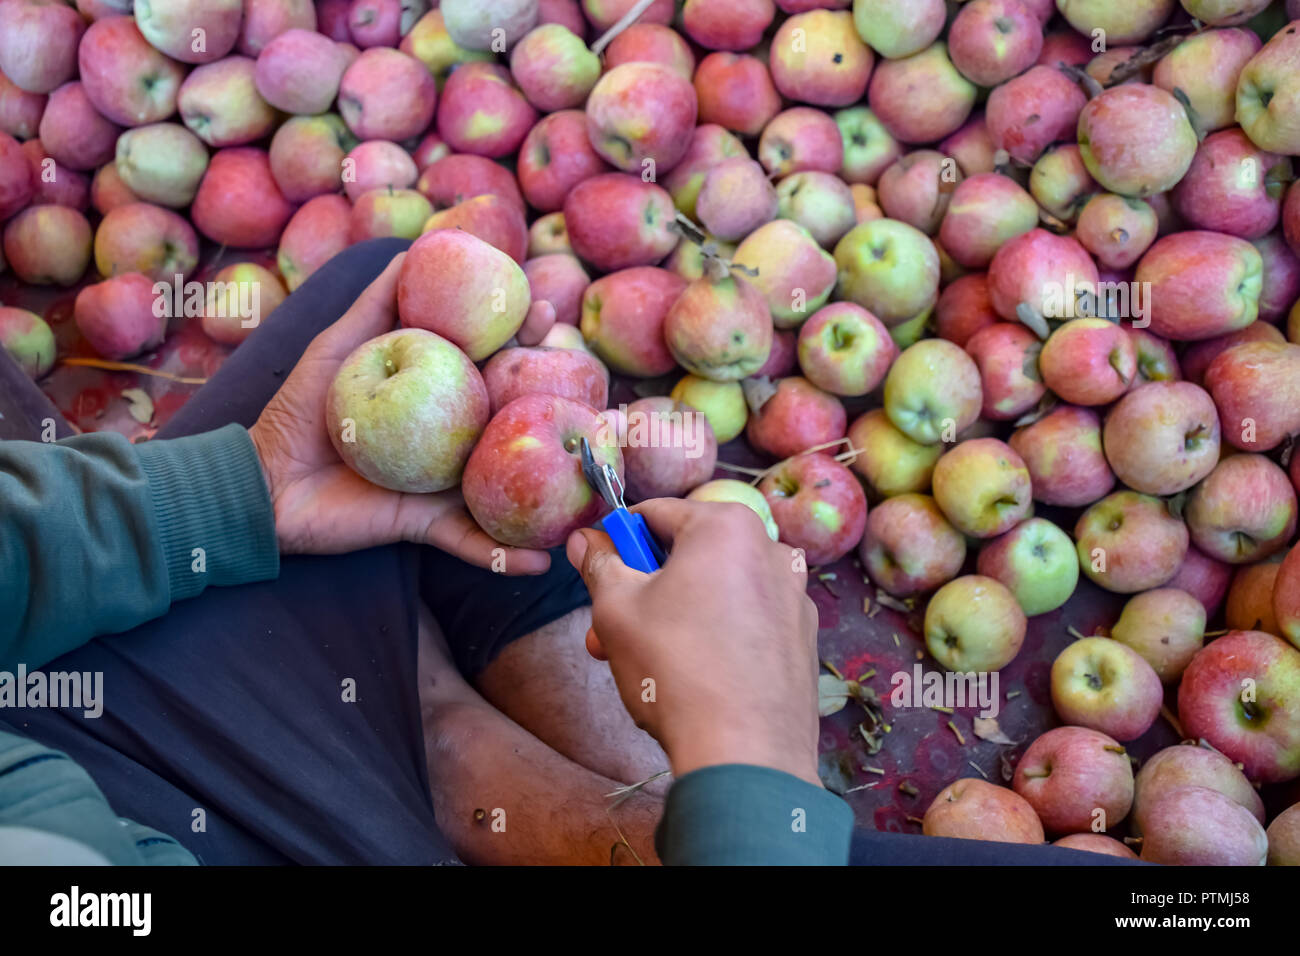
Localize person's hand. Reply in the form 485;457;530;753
248;253;552;573
565;498;822;786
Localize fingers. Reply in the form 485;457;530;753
565;527;642;601
419;504;552;575
627;496;701;549
314;252;407;359
515;298;556;347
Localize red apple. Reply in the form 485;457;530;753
563;173;677;272
746;377;847;460
759;452;866;566
481;344;608;416
579;266;684;377
858;493;965;597
923;778;1044;845
1013;726;1133;835
1050;636;1163;742
94;201;199;281
619;396;718;502
1074;490;1188;593
73;272;165;360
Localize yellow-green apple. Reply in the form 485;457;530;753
1128;327;1181;385
775;171;857;249
746;377;847;460
563;173;677;272
867;43;976;144
416;153;524;214
200;262;286;347
178;56;278;147
603;23;694;80
1226;558;1282;635
1053;833;1138;858
758;107;844;178
94;201;199;281
516;110;609;213
1254;231;1300;323
1182;0;1271;25
350;187;433;242
796;302;896;397
400;8;492;85
883;338;982;445
268;114;353;204
37;82;120;172
348;0;401;47
924;574;1027;672
254;28;349;114
398;229;530;361
1139;786;1269;865
0;69;46;139
1174;130;1290;240
115;122;209;208
422;194;528;263
1074;490;1188;593
877;151;961;236
1131;743;1264;836
1056;0;1175;44
1110;587;1205;682
509;24;598;112
935;273;998;347
1267;803;1300;865
977;517;1078;616
344;140;417;202
948;0;1043;87
1167;545;1232;618
580;266;685;377
846;408;942;496
277;194;352;292
326;328;488;494
239;0;317;56
932;438;1032;539
964;323;1045;421
941;114;998;177
852;0;945;60
769;10;873;107
2;204;89;285
1236;19;1300;155
537;322;588;352
0;0;86;94
696;158;778;242
618;396;718;502
341;48;438;143
1029;145;1099;224
985;65;1088;164
734;219;837;328
692;53;781;138
681;0;774;51
585;62;695;175
1185;453;1297;563
1152;28;1260;137
441;0;536;49
0;306;54;378
191;148;293;249
859;493;964;597
834;218;939;326
1010;406;1113;506
1013;726;1133;835
1076;194;1158;270
1077;84;1198;198
463;393;619;549
136;0;241;63
1178;630;1300;782
1102;382;1220;496
524;253;588;327
78;15;184;126
73;272;165;359
687;479;779;541
939;173;1038;270
1039;319;1135;406
987;228;1099;325
528;212;570;257
758;452;866;566
670;375;747;444
1205;341;1300;450
481;344;608;417
1050;636;1163;741
834;106;902;185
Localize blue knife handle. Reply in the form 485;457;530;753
598;508;664;573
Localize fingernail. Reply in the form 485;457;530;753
565;529;588;570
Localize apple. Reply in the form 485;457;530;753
463;393;620;549
1132;743;1265;836
1172;129;1290;241
1051;636;1163;742
1226;559;1282;636
1009;405;1113;507
1152;27;1260;138
416;152;524;212
924;574;1027;672
20;137;88;210
1254;231;1300;323
681;0;774;51
660;126;747;224
941;114;998;177
1185;453;1297;564
441;0;537;50
178;56;278;147
769;9;872;107
1076;84;1198;198
1109;587;1206;683
0;0;86;94
481;344;608;417
239;0;317;56
852;0;945;60
1101;382;1220;496
948;0;1042;88
1179;630;1300;783
964;323;1045;422
603;23;694;80
692;53;781;138
422;194;528;263
509;24;598;112
398;229;529;362
758;107;844;178
687;479;779;541
1037;30;1094;70
758;452;866;566
1013;726;1133;835
191;148;293;250
931;438;1032;540
136;0;241;63
1139;786;1268;865
934;273;998;347
1182;0;1271;25
733;219;837;328
923;778;1044;844
74;272;166;360
746;377;847;461
696;158;778;242
987;228;1099;325
617;396;718;502
537;322;587;352
775;171;857;249
277;194;352;292
1027;144;1097;225
859;493;965;597
516;110;609;213
524;253;588;327
1236;20;1300;155
2;204;89;285
663;271;773;382
1206;341;1300;451
78;15;185;128
585;62;695;176
341;48;438;143
977;517;1078;617
254;28;349;114
1038;319;1136;407
846;408;942;497
579;266;684;377
796;302;895;397
1127;327;1181;386
400;8;493;84
985;65;1088;164
267;114;353;204
833;218;939;326
563;173;677;273
1074;490;1189;593
883;338;983;445
113;122;208;211
1167;545;1232;620
0;69;46;140
200;262;286;347
411;132;449;171
939;174;1038;270
94;201;199;281
867;43;976;145
0;306;55;378
1055;0;1175;45
1053;834;1137;858
877;151;960;237
528;212;571;257
670;375;747;444
37;82;120;172
1267;803;1300;865
348;0;401;47
1076;194;1158;270
350;188;433;243
834;106;902;185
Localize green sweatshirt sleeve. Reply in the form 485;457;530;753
656;764;854;865
0;424;279;670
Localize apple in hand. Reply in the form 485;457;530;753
687;479;779;542
1050;636;1163;742
481;345;608;417
859;493;965;598
976;517;1078;617
923;778;1044;845
1013;727;1133;835
924;574;1027;672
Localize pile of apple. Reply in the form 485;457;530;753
4;0;1300;864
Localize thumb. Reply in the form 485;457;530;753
566;527;640;602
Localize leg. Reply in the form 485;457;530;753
0;348;74;441
849;829;1143;865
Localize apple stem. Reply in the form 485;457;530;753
589;0;661;56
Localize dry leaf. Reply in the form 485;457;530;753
973;716;1016;746
818;674;852;717
121;388;154;425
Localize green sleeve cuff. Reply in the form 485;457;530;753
656;764;854;866
133;424;279;603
